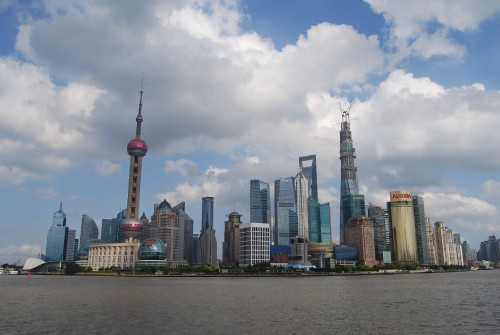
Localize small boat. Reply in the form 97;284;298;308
5;268;19;275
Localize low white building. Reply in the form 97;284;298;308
88;241;140;270
239;222;270;267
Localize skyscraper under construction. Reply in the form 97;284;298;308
339;107;360;245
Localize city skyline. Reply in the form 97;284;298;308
1;1;500;263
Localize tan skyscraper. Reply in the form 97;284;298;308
387;191;418;263
143;200;180;262
345;216;376;266
222;212;242;266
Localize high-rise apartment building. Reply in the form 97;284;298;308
425;217;437;265
222;211;242;266
387;191;418;263
274;177;298;246
45;202;68;261
412;196;431;265
339;109;360;244
79;214;99;254
239;222;270;266
453;233;464;266
121;87;148;242
197;197;217;266
250;180;271;224
308;198;331;243
434;221;449;265
294;170;309;240
345;216;376;266
299;154;318;201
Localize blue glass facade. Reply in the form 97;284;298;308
334;246;358;263
250;180;271;223
274;177;297;246
342;194;366;239
309;198;321;242
79;214;99;253
45;203;68;261
101;209;126;243
201;197;214;231
308;199;332;243
319;202;331;243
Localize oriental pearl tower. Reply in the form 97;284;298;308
120;86;148;242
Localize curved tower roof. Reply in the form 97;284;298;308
52;202;67;227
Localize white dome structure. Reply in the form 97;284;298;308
23;258;46;270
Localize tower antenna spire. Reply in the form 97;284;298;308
136;75;144;138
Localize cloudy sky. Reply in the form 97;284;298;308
1;0;499;264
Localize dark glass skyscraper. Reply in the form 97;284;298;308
65;229;77;261
198;196;217;266
201;196;214;231
368;203;390;261
339;109;360;244
250;180;271;224
299;154;318;201
413;195;431;265
101;209;126;243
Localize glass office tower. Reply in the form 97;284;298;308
79;214;99;254
308;198;332;243
201;196;214;231
299;154;318;201
342;194;366;234
368;203;390;261
250;180;271;224
45;202;68;261
274;177;298;246
413;195;431;265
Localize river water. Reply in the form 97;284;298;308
1;270;499;334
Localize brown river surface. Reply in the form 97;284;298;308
1;270;499;334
